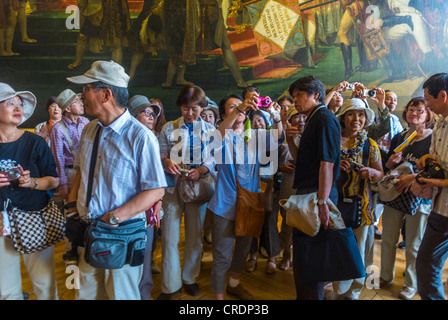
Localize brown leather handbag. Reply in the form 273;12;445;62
233;152;265;238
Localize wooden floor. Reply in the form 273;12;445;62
20;216;448;301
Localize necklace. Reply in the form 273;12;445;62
0;130;19;142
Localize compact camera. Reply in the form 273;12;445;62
1;167;21;181
350;161;364;173
362;89;377;98
416;158;445;184
346;84;376;98
257;96;271;109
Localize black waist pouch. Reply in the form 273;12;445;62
84;217;147;269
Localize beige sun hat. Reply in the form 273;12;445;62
127;95;161;118
55;89;81;112
337;98;375;127
0;82;37;125
67;60;130;88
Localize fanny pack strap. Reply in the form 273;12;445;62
85;125;103;208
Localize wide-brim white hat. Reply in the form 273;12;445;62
0;82;36;125
337;98;375;127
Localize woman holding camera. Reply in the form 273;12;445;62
380;97;434;300
333;98;384;300
0;83;60;300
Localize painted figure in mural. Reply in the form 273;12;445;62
337;0;371;81
67;0;103;70
380;0;437;79
0;0;36;56
128;0;163;80
162;0;251;89
67;0;131;69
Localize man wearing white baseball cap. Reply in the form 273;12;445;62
64;61;167;300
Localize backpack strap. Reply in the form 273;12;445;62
59;121;76;159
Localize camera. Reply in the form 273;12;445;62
362;89;376;98
257;96;271;109
178;168;189;177
416;158;445;184
350;161;364;173
346;84;376;98
2;168;21;181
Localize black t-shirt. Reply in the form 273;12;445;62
386;129;432;172
293;104;341;192
0;131;58;211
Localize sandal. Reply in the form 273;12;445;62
245;257;258;273
278;258;290;271
265;259;277;274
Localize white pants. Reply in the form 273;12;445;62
0;237;58;300
383;12;432;54
160;189;207;294
75;246;143;300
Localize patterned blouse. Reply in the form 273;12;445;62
339;130;382;225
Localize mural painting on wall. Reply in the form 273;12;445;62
122;0;447;89
55;0;447;88
1;0;447;109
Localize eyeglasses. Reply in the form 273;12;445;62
141;109;157;118
406;108;427;115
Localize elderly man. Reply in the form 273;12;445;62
50;88;89;266
50;89;89;202
65;60;167;300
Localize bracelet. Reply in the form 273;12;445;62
274;119;281;123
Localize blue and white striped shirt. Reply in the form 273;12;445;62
74;109;167;219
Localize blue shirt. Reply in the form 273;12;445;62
205;129;283;221
74;109;167;219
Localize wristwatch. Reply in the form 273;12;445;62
317;199;328;206
109;212;120;225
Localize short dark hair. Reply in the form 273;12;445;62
277;96;293;105
422;73;448;99
176;85;208;108
288;75;325;103
46;96;57;111
241;86;259;100
218;94;242;119
92;81;129;108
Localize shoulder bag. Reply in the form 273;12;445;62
336;137;370;229
2;192;66;254
232;140;265;238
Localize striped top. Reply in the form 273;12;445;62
50;115;89;184
430;115;448;217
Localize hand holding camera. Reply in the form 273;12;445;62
416;157;445;185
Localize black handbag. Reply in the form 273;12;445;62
337;139;370;229
295;227;366;282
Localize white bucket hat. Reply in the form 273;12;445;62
67;60;130;88
127;95;161;118
337;98;375;127
56;89;81;112
0;82;36;125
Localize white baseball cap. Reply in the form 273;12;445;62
67;60;130;88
